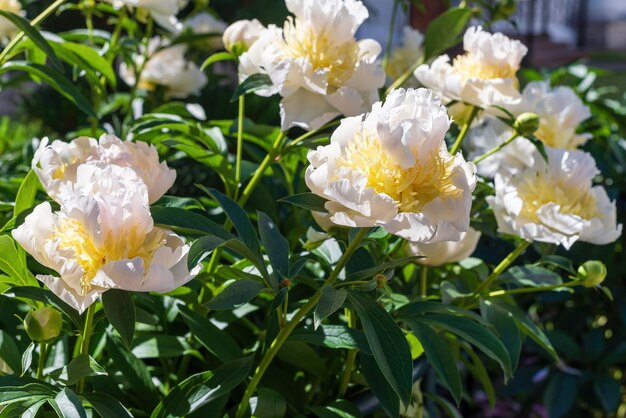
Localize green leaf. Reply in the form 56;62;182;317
0;236;33;286
421;314;512;379
106;336;159;410
408;321;462;405
461;344;495;409
14;170;39;217
231;73;272;102
151;207;233;240
347;256;422;281
398;300;489;326
258;211;290;280
501;265;563;287
207;188;262;258
0;11;63;71
0;331;22;375
48;388;87;418
488;300;558;361
82;393;133;418
544;373;577;418
423;8;473;59
151;356;253;418
201;51;235;71
279;193;328;212
187;235;226;268
423;393;463;418
204;279;266;310
480;299;522;372
21;343;34;376
289;325;371;354
0;62;96;117
347;291;412;405
102;289;135;349
593;373;621;413
131;336;192;359
251;388;287;418
52;41;116;87
359;353;399;418
314;286;346;329
179;306;242;361
48;354;106;386
0;383;55;405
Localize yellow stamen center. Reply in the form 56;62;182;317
281;17;359;91
516;172;599;222
452;53;516;81
55;218;165;294
336;131;463;212
534;117;578;149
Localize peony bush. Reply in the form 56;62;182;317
0;0;624;417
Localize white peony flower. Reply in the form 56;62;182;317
12;165;200;313
407;227;481;266
107;0;182;32
488;147;621;249
386;26;424;82
305;88;476;243
414;26;527;109
238;0;385;131
0;0;23;41
222;18;265;53
184;12;228;50
119;37;207;98
33;134;176;205
467;81;591;177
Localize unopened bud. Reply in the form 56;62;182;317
494;0;517;20
513;112;540;136
222;19;265;55
281;278;292;288
24;307;62;343
577;260;607;288
375;274;388;289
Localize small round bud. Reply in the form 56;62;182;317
513;112;540;136
280;278;292;288
222;19;265;55
494;0;517;20
577;260;607;288
24;307;62;343
375;274;388;289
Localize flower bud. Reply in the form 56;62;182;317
494;0;517;20
513;112;540;136
222;19;265;55
577;260;607;288
24;307;62;343
375;274;388;288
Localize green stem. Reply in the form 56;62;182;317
420;266;428;297
233;95;245;201
488;280;579;297
108;9;126;61
238;130;285;207
385;56;425;97
76;304;96;393
472;132;519;165
235;228;369;418
337;308;357;398
285;120;340;150
449;106;480;155
470;240;531;298
36;343;49;380
382;0;400;74
0;0;67;64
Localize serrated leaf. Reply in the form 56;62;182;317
347;291;412;405
102;289;135;349
314;286;346;329
204;279;266;310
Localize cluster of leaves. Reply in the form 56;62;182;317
0;1;624;417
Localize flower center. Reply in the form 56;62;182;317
281;17;358;91
516;172;600;222
534;118;577;149
452;53;516;81
55;218;165;294
336;131;463;212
